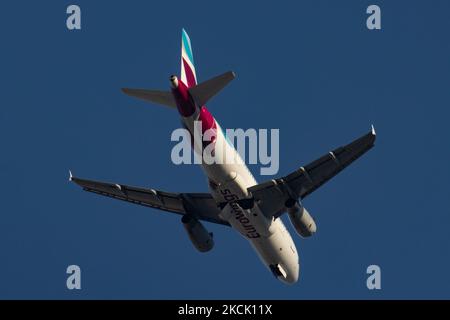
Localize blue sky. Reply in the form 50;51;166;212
0;0;449;299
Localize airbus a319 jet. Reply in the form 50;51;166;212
71;29;376;284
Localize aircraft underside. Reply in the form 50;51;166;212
70;28;376;284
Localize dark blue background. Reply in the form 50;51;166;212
1;0;449;299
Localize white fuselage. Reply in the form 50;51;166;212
183;111;299;284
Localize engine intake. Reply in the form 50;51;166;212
285;199;317;238
182;215;214;252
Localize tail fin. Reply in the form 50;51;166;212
121;29;235;109
181;28;197;88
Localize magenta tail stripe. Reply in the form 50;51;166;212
182;58;197;88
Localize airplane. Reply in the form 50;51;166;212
70;29;376;284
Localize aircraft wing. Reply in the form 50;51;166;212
247;126;376;219
70;174;230;226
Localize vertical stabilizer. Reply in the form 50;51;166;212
181;28;198;88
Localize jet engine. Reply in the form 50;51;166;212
181;215;214;252
285;199;317;238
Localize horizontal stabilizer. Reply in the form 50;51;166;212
121;88;176;108
189;71;235;107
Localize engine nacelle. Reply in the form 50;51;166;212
181;215;214;252
285;199;317;238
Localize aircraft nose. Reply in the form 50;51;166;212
281;263;299;284
279;262;300;284
272;262;299;285
290;263;300;283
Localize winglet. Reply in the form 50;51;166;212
69;170;73;182
371;124;376;136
